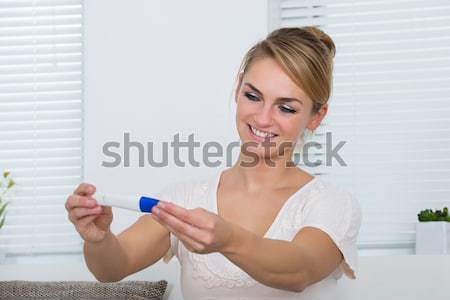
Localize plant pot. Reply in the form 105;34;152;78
415;221;450;255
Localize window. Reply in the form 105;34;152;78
269;0;450;255
0;0;84;262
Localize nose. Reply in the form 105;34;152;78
254;104;273;128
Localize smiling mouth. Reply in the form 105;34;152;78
248;124;278;139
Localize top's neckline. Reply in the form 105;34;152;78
210;170;318;239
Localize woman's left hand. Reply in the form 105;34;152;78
151;201;235;254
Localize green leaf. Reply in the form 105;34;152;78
0;216;5;230
0;202;8;218
7;179;15;189
418;207;450;222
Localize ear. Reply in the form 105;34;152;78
234;72;244;103
307;103;328;131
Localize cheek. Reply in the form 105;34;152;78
277;115;306;138
280;121;298;137
236;97;254;119
235;102;250;132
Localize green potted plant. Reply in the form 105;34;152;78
416;207;450;255
0;171;15;262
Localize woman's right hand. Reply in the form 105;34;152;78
65;183;113;243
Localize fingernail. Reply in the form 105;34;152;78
157;202;165;208
154;207;160;215
87;200;95;207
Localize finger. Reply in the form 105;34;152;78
74;183;96;196
77;214;98;229
71;206;102;220
76;215;103;239
157;201;204;226
152;213;204;251
153;205;205;243
65;195;96;210
156;201;191;222
100;205;112;216
189;208;216;230
158;202;215;230
178;234;205;254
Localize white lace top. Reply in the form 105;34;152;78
156;170;362;300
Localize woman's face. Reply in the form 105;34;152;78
235;57;326;160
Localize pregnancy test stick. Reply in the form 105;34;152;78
95;194;160;213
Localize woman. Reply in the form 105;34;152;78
66;27;362;299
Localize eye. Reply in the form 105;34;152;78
279;105;297;114
244;92;259;101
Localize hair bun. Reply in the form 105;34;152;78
305;27;336;58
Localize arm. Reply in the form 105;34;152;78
221;225;343;292
152;201;343;293
84;215;170;282
67;183;172;282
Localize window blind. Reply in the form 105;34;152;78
0;0;84;257
270;0;450;254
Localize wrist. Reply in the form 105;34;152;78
86;228;114;246
220;223;255;255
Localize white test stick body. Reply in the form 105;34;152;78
95;194;160;213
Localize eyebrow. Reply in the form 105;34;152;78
244;82;304;106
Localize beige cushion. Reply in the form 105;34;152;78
0;280;167;300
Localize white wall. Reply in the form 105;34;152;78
82;0;269;298
83;0;268;230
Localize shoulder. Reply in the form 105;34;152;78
301;178;362;233
306;178;360;210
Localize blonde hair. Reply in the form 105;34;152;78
237;27;336;115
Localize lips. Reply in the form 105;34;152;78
248;124;278;142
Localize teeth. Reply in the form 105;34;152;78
250;126;276;138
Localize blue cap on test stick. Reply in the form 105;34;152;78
139;196;160;213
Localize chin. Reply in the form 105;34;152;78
240;139;285;162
